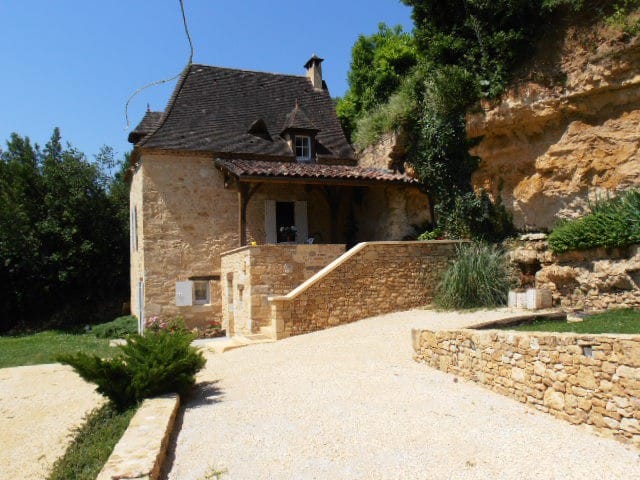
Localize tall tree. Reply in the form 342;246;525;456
0;129;129;331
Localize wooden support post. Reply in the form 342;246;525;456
238;182;262;247
238;183;248;247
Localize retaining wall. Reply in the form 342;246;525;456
269;241;460;338
413;328;640;447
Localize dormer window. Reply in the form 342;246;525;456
295;135;311;161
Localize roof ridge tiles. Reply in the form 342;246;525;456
189;63;308;80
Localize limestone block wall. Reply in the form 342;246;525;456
220;244;346;335
356;186;431;242
414;328;640;448
357;132;404;170
137;152;238;328
270;241;460;338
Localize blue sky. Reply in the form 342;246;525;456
0;1;413;162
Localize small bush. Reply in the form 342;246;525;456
91;315;138;339
548;190;640;253
58;320;206;410
435;242;518;310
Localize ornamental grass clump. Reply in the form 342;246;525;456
435;242;517;310
58;318;205;411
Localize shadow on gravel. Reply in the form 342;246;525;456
160;380;224;479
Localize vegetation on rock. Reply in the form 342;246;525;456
338;0;640;240
548;189;640;253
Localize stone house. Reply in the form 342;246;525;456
128;56;430;333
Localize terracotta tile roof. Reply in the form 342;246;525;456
133;64;355;161
215;158;418;185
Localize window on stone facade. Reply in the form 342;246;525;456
193;280;210;305
131;206;138;252
295;135;311;161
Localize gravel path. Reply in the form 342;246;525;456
166;309;640;480
0;363;104;479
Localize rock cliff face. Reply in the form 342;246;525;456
469;23;640;230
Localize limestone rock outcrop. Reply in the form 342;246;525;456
469;24;640;230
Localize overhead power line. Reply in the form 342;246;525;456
124;0;194;129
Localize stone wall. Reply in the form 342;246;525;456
356;185;430;241
536;245;640;311
357;131;405;170
413;328;640;448
135;152;238;328
220;244;346;335
270;241;460;338
509;234;640;311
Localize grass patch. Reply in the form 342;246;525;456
48;403;136;480
504;309;640;334
0;331;113;368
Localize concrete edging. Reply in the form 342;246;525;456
96;393;180;480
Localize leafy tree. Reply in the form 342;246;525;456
336;23;417;139
0;129;129;331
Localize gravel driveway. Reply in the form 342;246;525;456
0;363;103;479
166;309;640;479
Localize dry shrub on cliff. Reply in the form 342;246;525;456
435;242;518;310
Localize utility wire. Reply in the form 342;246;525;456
124;0;194;129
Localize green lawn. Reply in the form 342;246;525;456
0;331;114;368
505;308;640;334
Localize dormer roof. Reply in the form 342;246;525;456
281;102;319;135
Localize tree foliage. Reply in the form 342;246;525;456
340;1;638;240
0;128;129;331
336;23;418;140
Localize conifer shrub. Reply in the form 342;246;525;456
58;319;205;410
435;242;518;310
548;190;640;253
91;315;138;339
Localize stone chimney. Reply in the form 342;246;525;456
304;54;324;90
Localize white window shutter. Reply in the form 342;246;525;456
265;200;277;244
294;201;308;244
176;281;193;306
